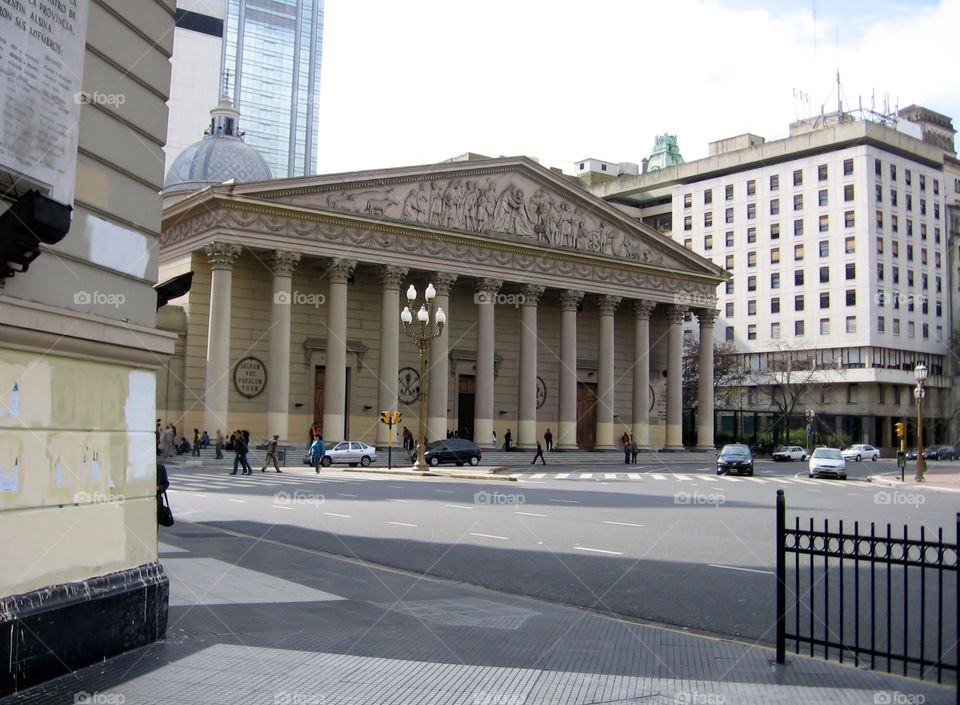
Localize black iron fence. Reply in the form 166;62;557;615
775;490;958;691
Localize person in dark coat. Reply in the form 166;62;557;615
531;441;546;465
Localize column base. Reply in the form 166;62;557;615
660;445;687;452
694;445;717;452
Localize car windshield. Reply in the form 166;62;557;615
721;445;750;458
813;448;843;460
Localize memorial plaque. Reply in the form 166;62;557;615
0;0;90;205
233;357;267;398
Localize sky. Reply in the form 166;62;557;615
314;0;958;176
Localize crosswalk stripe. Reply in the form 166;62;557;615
649;473;666;480
695;475;718;482
580;473;593;479
673;474;692;481
603;473;617;479
555;473;570;479
627;474;645;480
742;477;768;483
785;477;819;485
715;475;742;482
530;473;546;479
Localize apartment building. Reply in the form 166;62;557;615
591;110;957;451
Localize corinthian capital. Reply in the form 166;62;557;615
520;284;545;306
433;272;459;296
696;309;719;327
379;265;409;290
559;289;584;312
204;241;242;270
475;278;503;296
269;250;301;277
667;304;688;324
328;258;357;283
597;295;622;316
633;300;657;320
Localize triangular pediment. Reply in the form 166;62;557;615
229;157;722;277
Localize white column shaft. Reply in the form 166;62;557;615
324;274;350;440
428;289;452;442
204;267;233;434
664;309;685;449
518;301;538;448
558;296;580;449
596;307;616;450
266;273;293;440
632;307;652;447
697;316;716;450
377;283;401;446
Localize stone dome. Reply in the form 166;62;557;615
163;92;271;194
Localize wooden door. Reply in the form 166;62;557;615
457;375;476;440
314;366;325;437
576;381;597;449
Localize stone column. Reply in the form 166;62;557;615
632;300;656;448
203;242;242;435
428;273;458;442
518;285;544;449
558;290;584;449
474;278;502;449
377;265;408;447
663;304;687;450
696;309;718;451
323;258;356;442
266;250;301;441
596;295;622;450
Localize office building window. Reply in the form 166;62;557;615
725;326;734;341
704;188;713;204
919;174;926;192
819;240;829;257
747;275;756;292
921;247;927;265
795;269;804;285
704;211;713;227
876;210;883;229
843;158;854;176
748;300;757;316
878;316;885;333
908;321;915;338
794;193;803;211
844;236;855;254
905;169;912;186
845;262;856;280
771;297;780;313
793;169;803;186
920;223;927;240
906;195;913;212
845;289;856;306
747;226;757;243
920;198;926;215
892;241;899;257
747;203;756;220
819;266;829;283
907;244;914;261
725;231;734;246
933;178;939;195
747;251;757;267
770;248;780;264
844;211;855;227
794;294;804;311
683;215;692;231
936;300;942;317
819;214;829;232
907;218;913;236
820;318;830;335
890;164;897;180
846;317;856;334
844;184;855;201
725;281;734;294
795;320;805;336
891;189;898;207
725;302;734;317
771;322;781;338
725;207;734;223
725;255;734;270
746;179;756;196
725;184;734;200
770;199;780;215
770;223;780;239
877;263;884;281
820;292;830;309
771;273;780;289
892;214;898;233
683;238;692;249
704;234;713;250
818;189;829;206
893;319;900;336
747;324;757;340
875;184;882;203
876;236;884;254
770;174;779;190
892;265;899;284
794;218;804;236
683;193;692;208
794;244;804;260
818;164;828;181
875;159;882;176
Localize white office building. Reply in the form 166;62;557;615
591;108;957;452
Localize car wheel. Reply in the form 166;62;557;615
321;456;332;467
809;472;815;478
871;454;878;462
360;456;371;467
855;454;861;462
428;456;440;467
469;456;480;466
716;468;724;475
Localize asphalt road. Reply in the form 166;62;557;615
166;457;957;647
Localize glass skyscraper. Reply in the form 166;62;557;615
221;0;324;178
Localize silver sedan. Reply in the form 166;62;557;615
320;441;377;467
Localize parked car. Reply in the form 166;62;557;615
936;444;960;460
716;443;754;476
772;445;807;462
318;441;377;467
414;438;482;466
905;448;918;460
808;447;847;479
922;445;943;460
841;444;880;462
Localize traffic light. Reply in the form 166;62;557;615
392;411;402;425
381;411;391;425
894;422;905;439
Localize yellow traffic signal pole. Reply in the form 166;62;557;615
380;411;401;469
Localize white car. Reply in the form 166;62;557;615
841;444;880;462
319;441;377;467
808;447;847;479
772;445;807;461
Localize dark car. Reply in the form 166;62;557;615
939;445;960;460
716;443;754;476
905;449;918;460
414;438;482;467
922;445;943;460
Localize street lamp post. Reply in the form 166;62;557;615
914;362;928;482
401;283;445;471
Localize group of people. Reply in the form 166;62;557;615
156;421;221;457
621;432;640;464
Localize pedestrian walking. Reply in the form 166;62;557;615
630;435;638;464
215;429;224;459
309;435;326;473
192;428;201;456
544;428;553;452
261;434;282;473
531;441;546;465
503;428;512;452
491;430;497;449
230;429;252;475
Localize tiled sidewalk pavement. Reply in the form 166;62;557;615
3;521;954;705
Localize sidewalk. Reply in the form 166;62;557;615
869;463;960;493
3;520;953;704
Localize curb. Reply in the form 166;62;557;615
868;474;960;493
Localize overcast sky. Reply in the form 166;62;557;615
314;0;958;176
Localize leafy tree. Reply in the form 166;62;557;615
682;338;745;408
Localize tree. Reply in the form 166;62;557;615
682;338;745;409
